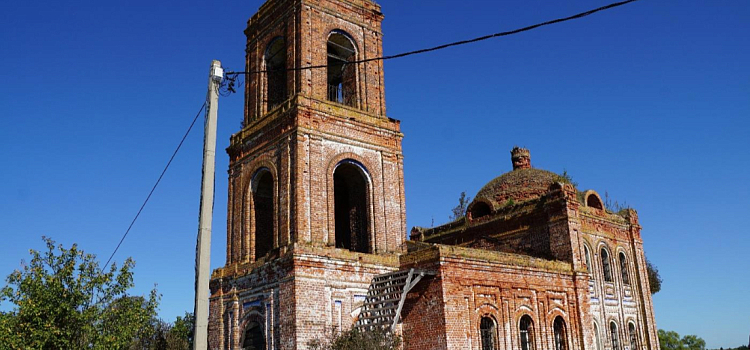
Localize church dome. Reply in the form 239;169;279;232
474;168;559;209
471;147;560;211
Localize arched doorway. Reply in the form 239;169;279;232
242;321;266;350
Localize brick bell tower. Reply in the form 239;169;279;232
209;0;406;348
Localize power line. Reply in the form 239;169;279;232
102;0;641;268
102;102;207;272
226;0;641;78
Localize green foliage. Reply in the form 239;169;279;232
647;258;663;295
167;312;195;349
555;169;578;187
659;329;706;350
0;237;160;349
603;191;630;213
128;312;194;350
660;330;683;349
308;327;401;350
450;191;471;221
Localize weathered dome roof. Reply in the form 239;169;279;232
474;168;559;209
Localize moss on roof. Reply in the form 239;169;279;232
474;168;561;209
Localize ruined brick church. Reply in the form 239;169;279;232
208;0;660;349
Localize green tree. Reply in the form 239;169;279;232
0;237;159;349
659;329;684;350
647;258;663;295
682;335;706;350
658;329;706;350
450;191;471;221
164;312;194;350
126;312;194;350
308;327;401;350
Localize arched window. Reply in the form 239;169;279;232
628;323;639;349
265;37;287;110
242;321;266;350
587;194;603;210
469;201;491;220
553;317;567;350
601;248;613;282
327;31;357;107
610;322;620;350
480;316;498;350
333;161;370;253
584;245;592;274
619;252;630;285
253;169;274;260
593;322;602;350
519;315;534;350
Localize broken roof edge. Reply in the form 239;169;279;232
401;241;572;274
410;193;557;243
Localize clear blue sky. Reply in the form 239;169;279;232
1;0;748;347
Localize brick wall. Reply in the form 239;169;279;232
209;1;660;349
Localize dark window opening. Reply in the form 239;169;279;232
587;194;603;210
553;317;567;350
253;170;274;260
601;248;613;282
584;245;592;274
266;37;287;111
334;162;370;253
470;202;491;220
628;323;639;349
619;253;631;285
327;31;357;108
242;321;266;350
610;322;620;350
480;317;497;350
520;315;534;350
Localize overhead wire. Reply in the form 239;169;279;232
102;102;207;272
103;0;641;269
226;0;641;78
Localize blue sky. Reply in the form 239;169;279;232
1;0;748;347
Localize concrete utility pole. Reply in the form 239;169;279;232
194;60;222;350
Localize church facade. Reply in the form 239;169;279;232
208;0;660;349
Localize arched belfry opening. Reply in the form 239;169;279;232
252;169;274;260
241;321;266;350
265;37;286;111
333;161;370;253
327;31;357;108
